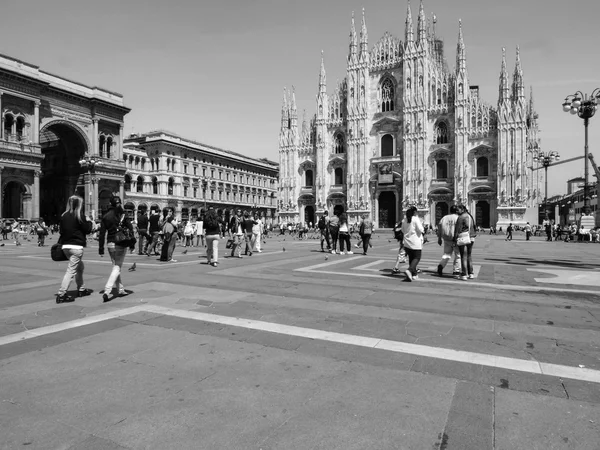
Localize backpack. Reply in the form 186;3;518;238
393;223;403;241
317;216;326;230
205;214;219;230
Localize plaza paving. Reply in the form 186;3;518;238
1;231;599;449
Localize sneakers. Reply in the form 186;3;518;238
340;251;346;255
392;268;400;274
468;273;475;279
404;270;413;282
347;251;354;255
354;244;360;248
330;249;336;254
437;264;443;277
460;275;468;281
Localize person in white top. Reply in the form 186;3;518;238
401;206;424;282
183;221;195;247
251;212;263;253
195;217;205;247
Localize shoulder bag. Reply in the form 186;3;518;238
114;215;136;247
51;237;67;261
456;216;471;246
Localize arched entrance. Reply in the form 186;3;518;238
304;205;315;226
475;200;491;228
435;202;449;225
2;181;26;218
333;204;345;216
39;122;88;223
378;191;396;228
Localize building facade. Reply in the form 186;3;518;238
278;3;541;228
0;54;130;223
123;131;279;224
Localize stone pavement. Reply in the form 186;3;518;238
1;231;599;449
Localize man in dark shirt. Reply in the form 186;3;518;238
242;211;258;256
137;211;150;255
146;209;161;256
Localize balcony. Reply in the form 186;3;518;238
0;137;42;155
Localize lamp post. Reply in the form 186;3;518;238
79;155;100;216
562;88;600;215
202;176;212;212
532;150;560;219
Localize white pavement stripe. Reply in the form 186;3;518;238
1;303;600;384
140;305;600;384
295;267;600;296
352;260;388;271
0;306;147;346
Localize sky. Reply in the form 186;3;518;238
2;0;600;196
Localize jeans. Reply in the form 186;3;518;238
195;234;205;247
147;232;160;255
206;234;220;263
105;243;126;293
231;234;243;257
37;231;46;246
362;233;371;254
12;231;20;244
439;240;461;273
457;242;474;277
58;247;85;295
138;230;150;254
405;247;422;276
161;235;177;261
320;229;331;250
329;227;339;251
244;233;253;254
339;232;351;252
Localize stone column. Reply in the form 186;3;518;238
92;119;99;156
119;181;125;201
91;177;99;219
33;170;40;218
394;190;399;223
84;172;92;215
0;165;3;218
0;91;3;141
33;100;40;145
119;124;124;161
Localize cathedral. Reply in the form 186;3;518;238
278;2;541;229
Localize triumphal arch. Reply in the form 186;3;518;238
0;54;130;223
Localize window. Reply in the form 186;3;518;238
106;137;113;159
381;134;393;157
184;165;188;174
335;134;345;154
184;186;188;197
124;175;132;192
193;166;197;175
477;157;489;177
3;114;13;138
202;167;206;177
168;178;174;196
334;168;344;185
152;178;158;195
16;117;25;140
193;187;198;198
305;170;313;187
436;122;448;144
381;78;394;112
136;176;144;193
211;169;215;178
99;135;106;157
436;160;448;179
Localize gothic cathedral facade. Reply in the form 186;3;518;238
278;2;541;229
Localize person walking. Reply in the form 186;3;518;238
328;212;340;254
251;212;263;253
11;221;21;246
55;195;94;303
195;216;205;248
337;213;353;254
401;206;424;282
505;223;513;241
453;205;477;281
358;213;373;255
524;222;532;241
436;205;461;278
137;210;150;255
229;209;244;258
391;221;407;274
317;211;331;252
159;211;177;262
146;209;161;256
243;211;257;256
36;217;48;247
98;196;135;302
183;220;194;247
204;207;221;266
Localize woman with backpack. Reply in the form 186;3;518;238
98;196;135;302
55;195;94;303
401;206;424;281
204;206;222;266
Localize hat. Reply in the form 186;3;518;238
110;196;122;207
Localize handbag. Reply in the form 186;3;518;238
51;242;67;261
114;215;136;247
456;216;472;246
225;238;233;249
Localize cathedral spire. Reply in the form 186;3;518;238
499;47;510;104
290;86;298;134
529;85;535;115
281;87;288;130
319;50;326;95
359;8;368;61
417;0;426;45
348;11;357;62
456;19;466;72
405;1;414;44
513;45;525;102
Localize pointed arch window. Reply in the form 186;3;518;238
168;177;174;196
477;157;489;177
99;135;106;157
152;177;158;195
3;114;13;139
334;133;345;154
381;134;394;157
305;169;313;187
106;137;113;159
124;174;132;192
334;168;344;185
16;117;25;140
381;78;394;112
136;176;144;193
436;122;448;144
